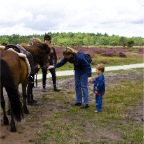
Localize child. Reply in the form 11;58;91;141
93;64;105;112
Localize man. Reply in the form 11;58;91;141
42;34;60;92
48;47;92;109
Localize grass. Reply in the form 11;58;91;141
33;71;143;144
0;69;143;143
92;52;143;66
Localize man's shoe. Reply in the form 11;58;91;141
31;99;37;104
54;88;61;92
27;100;37;105
80;104;90;109
27;100;33;105
42;88;47;92
75;103;82;106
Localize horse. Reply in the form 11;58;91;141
1;50;25;132
27;37;44;88
22;42;51;105
0;42;51;132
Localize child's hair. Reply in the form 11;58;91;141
96;64;105;72
63;47;77;56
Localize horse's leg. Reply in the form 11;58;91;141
9;107;17;132
22;82;29;114
7;101;11;115
0;86;9;125
27;74;37;105
31;74;37;103
27;82;32;105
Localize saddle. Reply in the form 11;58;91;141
4;44;35;74
5;44;27;54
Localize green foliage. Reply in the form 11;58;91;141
127;40;134;47
0;32;143;46
0;36;9;44
119;36;128;47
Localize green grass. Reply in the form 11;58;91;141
0;69;143;143
92;53;143;66
33;73;143;144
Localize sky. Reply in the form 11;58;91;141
0;0;144;37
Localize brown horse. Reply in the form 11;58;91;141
1;50;25;132
0;42;51;132
21;42;51;105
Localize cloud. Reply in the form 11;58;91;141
0;0;143;37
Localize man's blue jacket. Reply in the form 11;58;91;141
54;51;92;77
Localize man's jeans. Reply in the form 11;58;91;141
75;72;88;105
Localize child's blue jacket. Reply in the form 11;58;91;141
93;74;105;94
54;51;92;77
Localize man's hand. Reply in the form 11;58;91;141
95;91;98;94
47;65;55;69
88;77;92;83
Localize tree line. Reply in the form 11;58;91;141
0;32;144;47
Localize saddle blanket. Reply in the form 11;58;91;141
7;48;31;74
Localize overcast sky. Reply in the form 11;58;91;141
0;0;143;37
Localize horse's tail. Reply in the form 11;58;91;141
0;59;24;122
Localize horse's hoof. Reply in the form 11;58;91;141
24;109;29;114
3;117;9;125
27;101;33;105
10;127;17;132
32;100;37;104
23;106;29;114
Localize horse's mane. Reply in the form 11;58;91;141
21;42;51;55
28;37;42;46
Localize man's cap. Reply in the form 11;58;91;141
44;34;51;41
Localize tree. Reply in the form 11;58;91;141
0;37;9;44
119;37;127;47
127;40;134;47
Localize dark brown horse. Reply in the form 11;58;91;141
0;42;51;132
21;42;51;105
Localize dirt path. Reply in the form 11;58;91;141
0;69;143;144
37;63;144;79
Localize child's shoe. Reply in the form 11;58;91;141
94;110;102;113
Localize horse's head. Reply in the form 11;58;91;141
36;42;51;55
35;42;51;69
21;39;52;71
